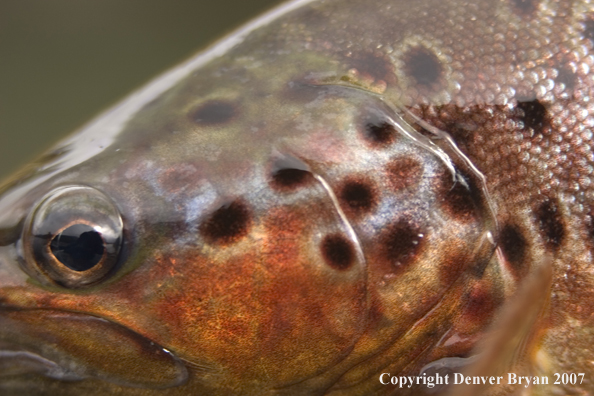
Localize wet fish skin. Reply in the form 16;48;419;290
0;0;593;394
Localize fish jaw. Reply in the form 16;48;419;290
0;308;187;388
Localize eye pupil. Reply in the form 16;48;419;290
24;186;124;288
49;224;104;272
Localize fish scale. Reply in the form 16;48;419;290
0;0;593;394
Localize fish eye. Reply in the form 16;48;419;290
21;185;123;288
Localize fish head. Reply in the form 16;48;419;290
0;2;524;392
3;0;594;393
0;59;503;394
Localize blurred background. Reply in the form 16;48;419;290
0;0;283;180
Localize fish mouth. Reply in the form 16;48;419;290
0;307;188;389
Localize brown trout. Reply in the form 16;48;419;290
0;0;592;394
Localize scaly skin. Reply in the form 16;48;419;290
0;0;592;394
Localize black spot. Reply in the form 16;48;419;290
362;117;396;146
511;0;539;15
270;156;313;190
321;234;355;270
191;100;236;125
584;15;594;43
442;169;483;221
383;220;424;269
272;168;312;189
201;200;251;245
517;98;547;135
535;198;565;250
340;180;375;213
499;223;528;276
404;47;443;86
386;157;423;192
446;183;475;217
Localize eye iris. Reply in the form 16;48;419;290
49;224;105;272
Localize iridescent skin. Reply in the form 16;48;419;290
0;0;592;394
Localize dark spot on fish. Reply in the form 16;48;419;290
583;15;594;43
366;122;395;145
191;100;236;125
361;114;396;146
441;169;482;221
201;200;251;245
511;0;539;16
556;66;577;91
346;50;395;83
270;156;314;191
404;47;443;86
321;234;355;271
499;223;528;277
382;220;424;270
446;183;476;219
339;179;376;214
516;98;547;136
271;168;313;190
386;157;423;192
534;197;564;250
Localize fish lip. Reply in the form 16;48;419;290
0;306;190;389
